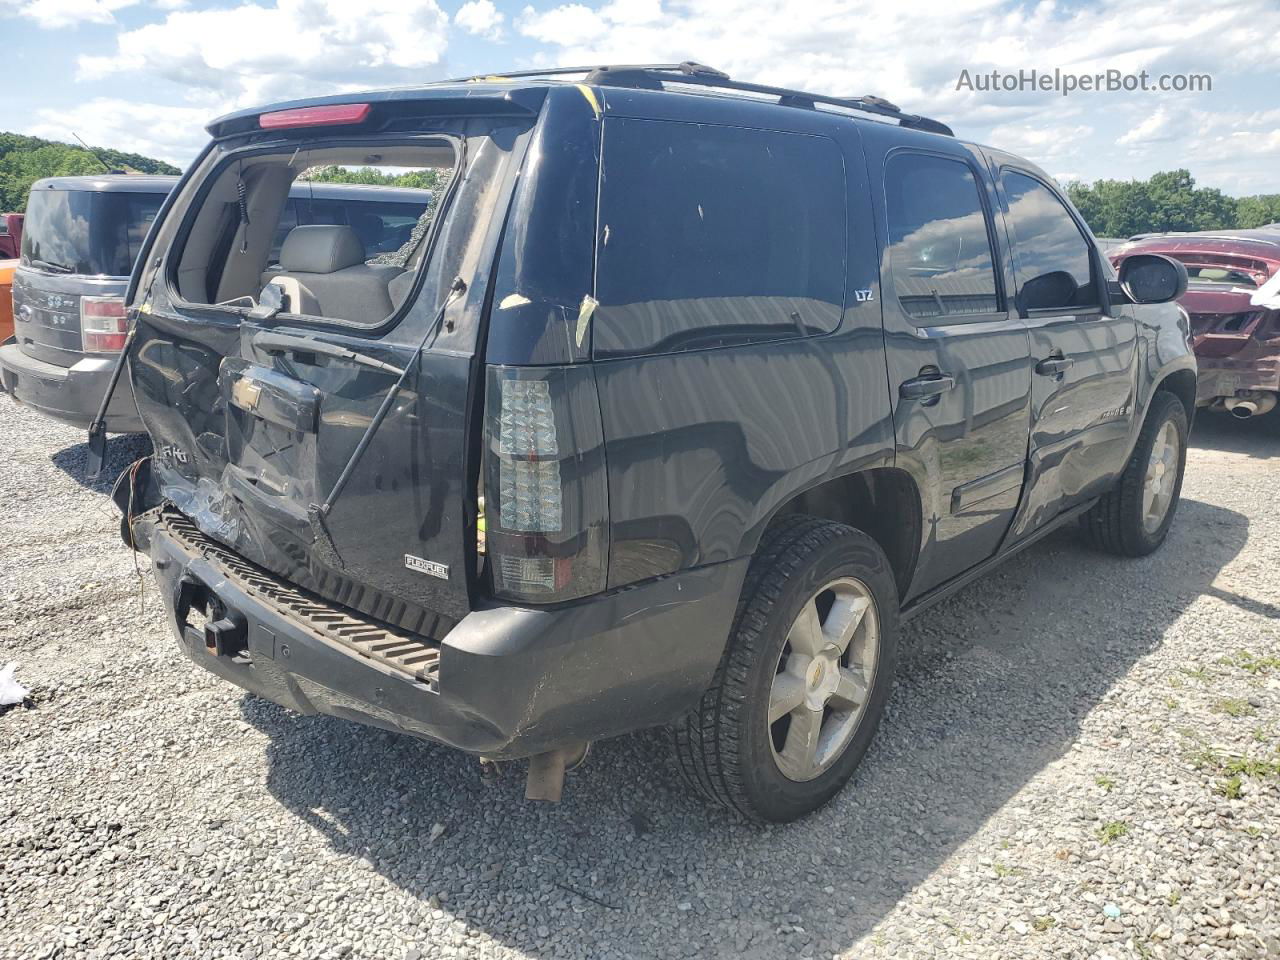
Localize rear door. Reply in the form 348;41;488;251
128;112;533;636
989;161;1138;536
861;128;1034;599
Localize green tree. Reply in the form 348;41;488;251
0;145;102;211
0;131;180;212
1235;194;1280;229
1067;177;1155;237
299;164;446;191
1067;169;1277;238
1146;169;1235;232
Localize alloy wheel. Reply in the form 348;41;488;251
1142;420;1180;533
768;577;880;782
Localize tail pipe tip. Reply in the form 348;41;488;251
524;741;590;803
1224;393;1277;419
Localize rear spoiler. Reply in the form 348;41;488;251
206;88;544;140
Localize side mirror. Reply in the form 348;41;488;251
1118;254;1188;305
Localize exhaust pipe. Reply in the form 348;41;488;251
524;741;590;802
1223;392;1277;419
1228;400;1258;419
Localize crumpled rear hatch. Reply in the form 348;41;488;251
125;96;538;636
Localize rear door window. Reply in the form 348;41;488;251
593;118;846;358
1000;170;1099;312
883;153;1001;321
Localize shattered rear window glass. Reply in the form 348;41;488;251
368;171;453;268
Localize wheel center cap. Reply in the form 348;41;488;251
808;659;827;689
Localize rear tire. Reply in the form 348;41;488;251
671;515;899;822
1082;391;1188;556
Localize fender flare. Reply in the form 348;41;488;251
1124;354;1197;462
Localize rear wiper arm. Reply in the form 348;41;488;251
28;258;74;274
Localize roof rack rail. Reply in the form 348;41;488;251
455;61;953;136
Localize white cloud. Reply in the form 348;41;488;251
1117;107;1176;146
26;98;211;167
517;3;605;47
16;0;1279;195
454;0;504;39
598;0;662;26
987;120;1094;175
78;0;451;110
0;0;186;20
514;0;1280;191
1147;106;1280;195
16;0;137;27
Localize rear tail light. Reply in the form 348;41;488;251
484;366;608;603
81;296;127;352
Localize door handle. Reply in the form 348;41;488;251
1035;355;1075;376
899;373;956;401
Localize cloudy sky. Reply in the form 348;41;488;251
1;0;1277;194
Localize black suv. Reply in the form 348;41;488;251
115;63;1196;822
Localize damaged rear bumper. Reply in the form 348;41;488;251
136;508;745;760
1194;354;1280;403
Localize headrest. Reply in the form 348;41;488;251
279;225;365;274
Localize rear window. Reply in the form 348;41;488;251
169;145;455;328
21;189;165;277
1183;265;1258;288
593;118;846;358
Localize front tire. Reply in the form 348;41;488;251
1082;391;1188;556
671;516;899;822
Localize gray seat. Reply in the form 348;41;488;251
388;269;417;310
267;225;401;324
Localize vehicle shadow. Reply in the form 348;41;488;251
242;495;1247;959
48;433;152;492
1189;407;1280;458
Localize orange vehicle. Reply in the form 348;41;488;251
0;259;17;344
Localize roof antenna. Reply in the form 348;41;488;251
71;132;124;175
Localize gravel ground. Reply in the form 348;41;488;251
2;391;1278;960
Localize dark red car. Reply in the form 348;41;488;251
1111;228;1280;419
0;213;22;260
